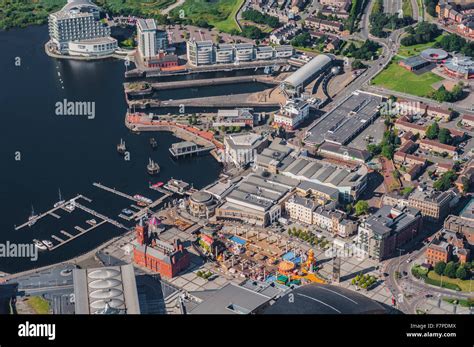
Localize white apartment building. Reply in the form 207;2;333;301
137;19;168;59
284;195;357;237
273;98;310;130
187;40;215;65
224;132;268;167
137;19;157;58
48;0;117;56
235;43;254;62
215;44;234;64
186;40;294;66
285;195;317;224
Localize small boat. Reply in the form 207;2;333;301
34;240;47;251
54;188;65;208
42;240;53;249
121;209;133;215
117;138;127;155
28;206;37;227
65;203;75;212
150;137;158;149
133;194;153;205
87;219;97;225
150;181;164;189
147;158;160;175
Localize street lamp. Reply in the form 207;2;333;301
397;248;405;274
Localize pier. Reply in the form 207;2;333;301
93;182;139;202
14;195;87;231
127;192;173;222
169;141;214;159
48;220;107;251
74;202;128;230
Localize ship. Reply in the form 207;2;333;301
54;188;65;208
150;137;158;149
117;138;127;155
34;240;47;251
42;240;53;249
149;181;164;190
121;208;133;215
146;158;160;175
133;194;153;205
28;206;37;227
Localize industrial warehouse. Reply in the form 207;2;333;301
280;54;334;96
305;90;383;145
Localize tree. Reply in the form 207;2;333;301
438;128;452;145
426;122;439;140
434;261;446;276
381;144;394;160
351;59;367;70
455;266;467;280
291;32;312;48
354;200;369;216
433;170;457;191
443;261;457;279
367;143;381;156
392;170;401;179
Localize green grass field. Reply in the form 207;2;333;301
397;34;444;58
428;272;474;293
98;0;177;16
27;296;50;314
402;0;412;17
371;57;443;97
0;0;65;29
171;0;244;33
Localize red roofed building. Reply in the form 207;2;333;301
419;138;457;156
395;116;427;136
133;219;190;278
461;114;474;127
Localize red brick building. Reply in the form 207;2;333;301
132;219;190;278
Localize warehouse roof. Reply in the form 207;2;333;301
282;54;333;88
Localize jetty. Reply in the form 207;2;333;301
169;141;214;159
15;195;87;231
93;182;139;202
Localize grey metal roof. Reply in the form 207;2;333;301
365;205;421;237
73;264;140;314
189;283;272;314
297;181;339;199
283;54;333;88
260;283;387;314
305;91;383;145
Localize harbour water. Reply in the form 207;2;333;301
0;26;226;273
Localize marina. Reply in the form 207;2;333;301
48;220;107;251
0;26;221;273
14;195;87;231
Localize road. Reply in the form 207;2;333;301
367;85;474;116
383;232;473;314
384;0;402;15
161;0;186;15
410;0;420;22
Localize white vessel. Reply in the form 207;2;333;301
34;240;47;251
42;240;53;249
54;188;65;208
28;206;37;227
